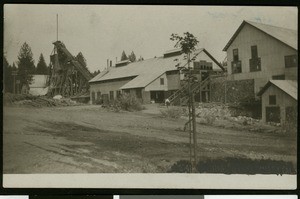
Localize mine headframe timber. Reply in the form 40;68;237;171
48;41;93;97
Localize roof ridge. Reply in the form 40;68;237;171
245;20;297;31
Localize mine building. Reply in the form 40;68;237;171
89;48;224;104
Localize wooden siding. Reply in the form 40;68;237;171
167;73;180;90
145;73;168;91
90;78;132;102
261;85;297;124
226;23;297;95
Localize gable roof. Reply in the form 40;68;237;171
223;20;297;51
89;48;224;89
257;80;297;100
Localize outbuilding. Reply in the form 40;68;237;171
257;80;297;125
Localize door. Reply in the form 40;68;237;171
266;106;280;123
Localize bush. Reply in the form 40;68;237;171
112;93;143;111
160;107;184;119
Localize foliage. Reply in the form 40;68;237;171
36;53;48;75
17;42;35;87
93;70;101;77
3;56;13;93
112;93;143;111
120;50;128;61
168;157;296;174
128;51;136;62
170;32;199;54
160;107;184;119
76;52;87;67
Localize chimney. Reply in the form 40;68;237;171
110;60;112;67
107;59;109;70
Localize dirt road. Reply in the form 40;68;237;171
3;105;296;173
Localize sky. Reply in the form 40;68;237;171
4;5;298;72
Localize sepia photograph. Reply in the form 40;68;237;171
2;4;297;188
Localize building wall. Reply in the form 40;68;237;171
196;50;221;70
261;85;297;124
167;73;180;90
89;78;132;103
226;24;297;95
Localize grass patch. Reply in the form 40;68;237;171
168;157;296;174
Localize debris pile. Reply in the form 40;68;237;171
227;115;260;125
196;103;231;119
4;93;77;107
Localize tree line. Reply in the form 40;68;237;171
120;50;144;62
3;42;100;94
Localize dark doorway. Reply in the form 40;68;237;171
266;106;280;123
150;91;165;103
135;88;142;99
91;92;95;104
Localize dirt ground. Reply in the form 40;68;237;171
3;104;297;174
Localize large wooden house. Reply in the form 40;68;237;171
223;20;297;96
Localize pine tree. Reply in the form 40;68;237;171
36;53;48;75
17;42;35;88
93;70;101;77
3;56;13;93
128;51;136;62
120;50;128;61
76;52;87;67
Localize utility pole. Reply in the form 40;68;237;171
187;53;192;172
187;52;197;172
56;14;59;41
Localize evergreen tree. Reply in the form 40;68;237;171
76;52;87;68
120;50;128;61
3;56;13;93
17;42;35;88
128;51;136;62
36;53;48;75
93;70;101;77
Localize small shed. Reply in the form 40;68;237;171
257;80;297;125
29;75;49;96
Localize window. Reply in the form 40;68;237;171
249;58;261;72
233;49;239;62
135;89;142;99
251;45;258;59
285;55;298;68
97;91;101;100
160;78;164;85
116;90;121;98
249;45;261;72
109;91;114;101
269;95;276;105
231;61;242;74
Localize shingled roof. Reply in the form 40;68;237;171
223;20;297;51
89;48;223;89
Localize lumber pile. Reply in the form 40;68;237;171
4;93;77;107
